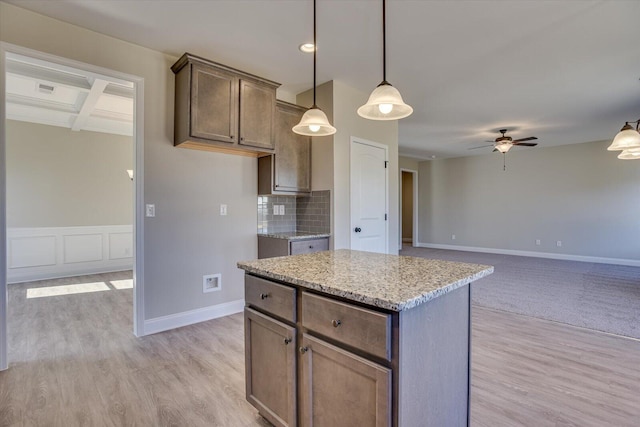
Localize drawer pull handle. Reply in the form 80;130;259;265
284;338;292;345
260;293;270;300
332;319;342;328
299;346;308;354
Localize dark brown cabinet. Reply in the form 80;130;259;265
258;101;311;195
172;53;279;155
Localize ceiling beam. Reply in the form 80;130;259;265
72;78;109;132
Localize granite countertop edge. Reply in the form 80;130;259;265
237;262;494;312
257;232;331;240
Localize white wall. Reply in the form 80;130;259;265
298;81;399;254
0;3;257;324
6;120;133;227
417;140;640;262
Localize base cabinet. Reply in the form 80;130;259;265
244;273;472;427
245;308;297;427
300;334;391;427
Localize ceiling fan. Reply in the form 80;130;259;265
469;129;538;170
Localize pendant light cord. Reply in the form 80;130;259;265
312;0;317;107
382;0;386;84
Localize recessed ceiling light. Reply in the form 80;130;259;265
299;43;316;53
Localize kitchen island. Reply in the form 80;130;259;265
237;249;493;427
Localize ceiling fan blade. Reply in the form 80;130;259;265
512;136;538;142
468;144;494;150
512;142;538;147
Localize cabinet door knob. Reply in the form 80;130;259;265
230;135;234;139
260;293;270;300
299;346;308;354
332;319;342;328
240;137;244;141
284;338;292;345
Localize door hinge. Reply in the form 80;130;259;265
384;161;388;169
385;214;388;220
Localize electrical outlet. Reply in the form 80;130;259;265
535;239;541;246
203;274;222;293
145;204;155;217
220;204;227;216
279;205;285;215
451;234;456;240
556;240;562;247
273;205;279;215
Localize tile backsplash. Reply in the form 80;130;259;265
296;190;330;233
258;190;330;234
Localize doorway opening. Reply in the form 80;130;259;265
0;43;145;371
400;168;418;249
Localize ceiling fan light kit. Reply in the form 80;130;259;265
607;120;640;152
357;0;413;121
293;0;336;137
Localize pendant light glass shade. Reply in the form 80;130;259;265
357;82;414;120
617;147;640;160
358;0;413;121
607;122;640;151
292;106;336;136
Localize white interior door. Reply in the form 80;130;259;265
350;138;388;253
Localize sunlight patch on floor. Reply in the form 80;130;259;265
110;279;133;290
26;282;110;299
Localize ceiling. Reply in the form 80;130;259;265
6;53;134;136
5;0;639;158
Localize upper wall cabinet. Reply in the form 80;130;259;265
258;101;311;195
172;53;279;156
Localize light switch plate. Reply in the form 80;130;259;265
273;205;279;215
220;204;227;216
279;205;285;215
145;204;155;217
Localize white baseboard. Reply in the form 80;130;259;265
415;242;640;267
144;299;245;335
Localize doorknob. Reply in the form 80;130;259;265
354;227;362;233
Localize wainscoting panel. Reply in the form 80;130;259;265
109;232;133;260
7;225;133;284
63;234;103;264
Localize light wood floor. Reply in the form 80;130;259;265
1;272;639;426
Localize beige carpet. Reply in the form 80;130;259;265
400;246;640;339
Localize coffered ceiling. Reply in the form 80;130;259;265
6;53;134;136
4;0;639;158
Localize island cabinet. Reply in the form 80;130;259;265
171;53;279;156
239;250;494;427
258;101;311;195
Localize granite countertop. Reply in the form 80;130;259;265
237;249;493;311
257;232;331;241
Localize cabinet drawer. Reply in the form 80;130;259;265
290;238;329;255
246;275;296;323
301;292;391;361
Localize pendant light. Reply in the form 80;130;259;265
618;147;640;160
357;0;413;121
293;0;336;136
607;119;640;151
